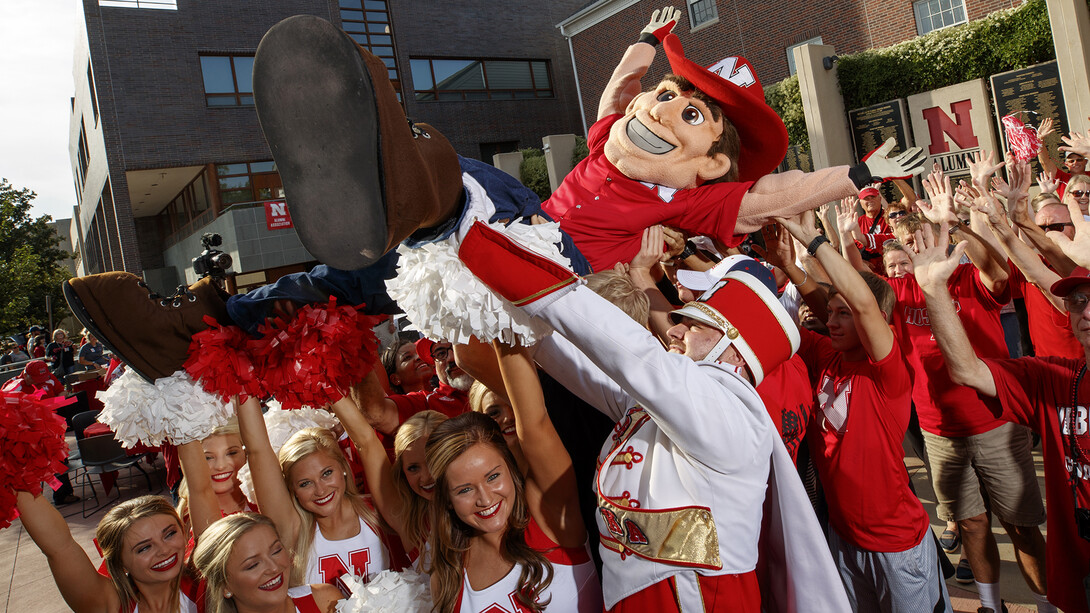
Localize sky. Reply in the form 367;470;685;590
0;0;80;222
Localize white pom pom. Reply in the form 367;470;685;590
336;569;432;613
387;218;570;346
236;402;339;503
97;370;232;447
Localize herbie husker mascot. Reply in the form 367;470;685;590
61;6;924;380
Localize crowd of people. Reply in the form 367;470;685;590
6;7;1090;613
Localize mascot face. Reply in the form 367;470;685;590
604;79;732;190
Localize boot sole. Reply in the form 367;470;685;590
253;15;387;271
62;279;157;383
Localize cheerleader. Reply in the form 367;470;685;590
427;342;602;612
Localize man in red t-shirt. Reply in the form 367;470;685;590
893;170;1048;612
778;215;950;611
916;223;1087;613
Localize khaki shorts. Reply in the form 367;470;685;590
922;422;1045;526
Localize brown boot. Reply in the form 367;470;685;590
253;15;463;271
63;273;231;382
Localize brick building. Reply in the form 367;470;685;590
69;0;586;287
558;0;1022;132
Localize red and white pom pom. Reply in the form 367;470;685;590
253;298;381;410
0;391;75;529
185;316;266;402
1003;114;1043;162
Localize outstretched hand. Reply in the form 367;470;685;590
640;6;682;43
1046;197;1090;269
631;226;670;271
775;212;820;247
863;137;927;181
910;223;967;291
1036;117;1054;140
919;165;960;226
836;199;861;237
753;223;795;269
968;150;1003;192
1038;169;1061;195
1060;130;1090;160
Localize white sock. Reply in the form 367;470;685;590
975;581;1000;610
1032;591;1057;613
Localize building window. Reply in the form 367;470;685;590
338;0;402;98
200;55;254;107
87;64;99;123
216;161;282;206
688;0;719;30
410;58;552;102
99;0;177;9
914;0;967;35
787;36;823;76
76;120;90;189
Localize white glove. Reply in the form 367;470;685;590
856;137;926;184
638;6;682;45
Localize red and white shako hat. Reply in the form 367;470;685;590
670;264;800;385
662;34;789;182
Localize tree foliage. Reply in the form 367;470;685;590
0;179;72;334
762;0;1059;155
518;147;552;202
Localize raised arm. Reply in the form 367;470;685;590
751;222;829;324
328;385;408;541
493;342;584;547
970;182;1064;313
920;163;1008;294
1035;117;1060;176
234;396;300;546
626;225;675;342
177;440;222;542
14;491;116;612
911;224;997;397
348;370;400;435
597;7;679;120
778;214;894;361
892;178;918;206
834;199;869;272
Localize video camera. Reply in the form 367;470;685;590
192;233;233;281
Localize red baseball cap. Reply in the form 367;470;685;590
23;359;52;384
414;337;436;366
1050;266;1090;297
662;34;788;182
859;187;880;199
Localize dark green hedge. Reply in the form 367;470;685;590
518;147;551;201
764;0;1058;153
837;0;1054;110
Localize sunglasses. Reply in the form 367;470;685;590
1070;190;1090;198
1063;292;1090;313
887;210;907;220
1038;222;1074;232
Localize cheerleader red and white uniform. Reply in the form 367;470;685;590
124;574;203;613
288;586;323;613
454;515;602;612
303;515;391;584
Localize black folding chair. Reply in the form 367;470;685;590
73;434;153;517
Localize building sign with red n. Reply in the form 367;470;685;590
907;79;998;179
265;200;293;230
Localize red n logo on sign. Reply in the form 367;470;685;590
921;100;979;154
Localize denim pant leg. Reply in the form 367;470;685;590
225;250;400;334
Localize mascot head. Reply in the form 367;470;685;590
604;34;788;190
